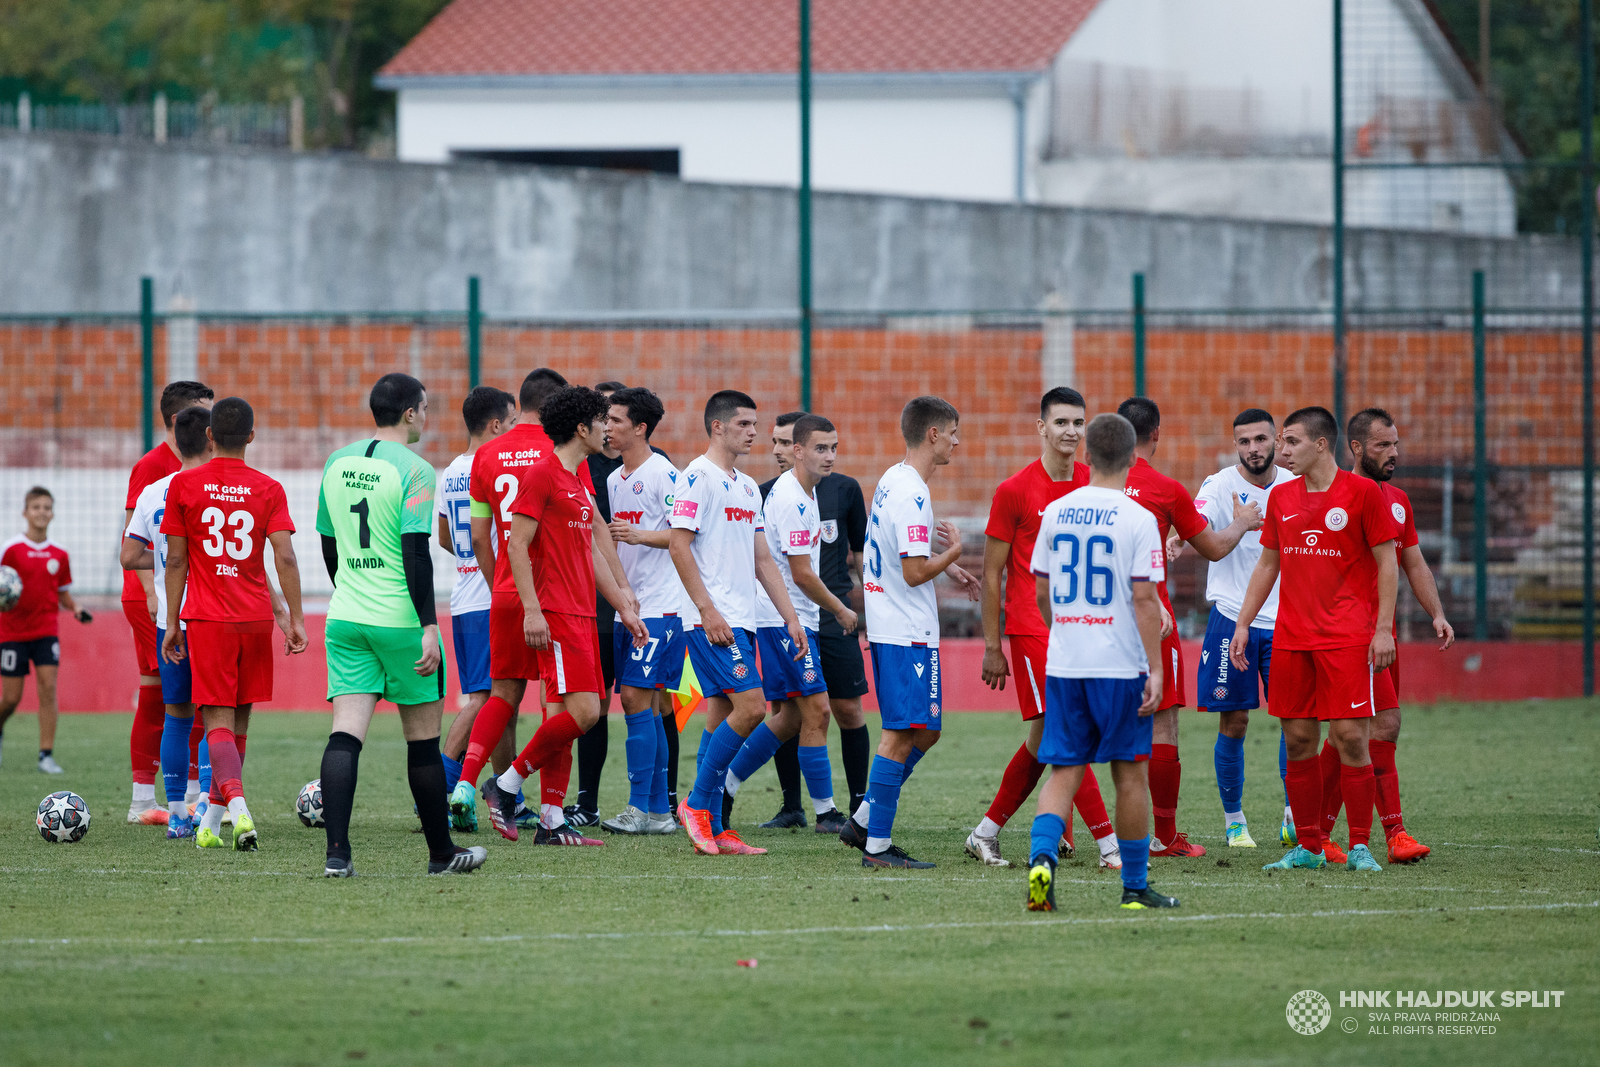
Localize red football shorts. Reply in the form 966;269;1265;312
1008;634;1048;721
535;611;603;703
1157;629;1186;711
1271;646;1380;721
124;601;160;676
1373;652;1399;712
489;589;540;682
186;619;273;708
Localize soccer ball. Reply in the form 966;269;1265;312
296;779;324;827
37;791;90;843
0;565;22;612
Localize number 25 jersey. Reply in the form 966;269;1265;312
161;456;295;623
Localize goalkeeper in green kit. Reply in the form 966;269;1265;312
314;372;487;878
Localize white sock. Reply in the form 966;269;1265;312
497;768;527;795
865;835;891;853
201;800;224;835
168;799;188;819
185;780;200;805
852;802;871;828
132;782;156;804
725;770;743;797
1097;835;1119;857
542;803;563;829
975;816;1002;838
226;796;250;821
1225;810;1246;827
1284;803;1295;822
812;797;837;816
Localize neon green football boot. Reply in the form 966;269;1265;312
1226;822;1257;848
1263;845;1326;871
232;813;258;852
449;781;477;828
195;826;226;849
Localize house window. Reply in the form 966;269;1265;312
450;148;680;175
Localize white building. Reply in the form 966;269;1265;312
378;0;1520;234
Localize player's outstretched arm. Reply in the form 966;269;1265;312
980;535;1011;689
755;535;807;657
593;533;647;648
1229;548;1280;672
268;530;308;656
1133;581;1164;715
669;527;731;646
790;552;857;634
1187;493;1264;562
119;537;154;572
901;520;964;588
1399;543;1455;649
608;520;671;549
507;514;549;650
162;536;189;663
1370;541;1398;670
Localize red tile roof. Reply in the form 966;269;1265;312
380;0;1102;79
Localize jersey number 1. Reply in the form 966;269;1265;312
349;499;371;549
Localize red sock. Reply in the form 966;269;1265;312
461;696;515;785
512;711;585;779
1284;756;1324;853
982;743;1045;827
1341;763;1377;848
131;685;164;785
1319;740;1343;838
234;733;246;764
1369;739;1404;836
187;716;204;780
1149;743;1181;844
206;727;244;804
1074;765;1115;840
542;744;573;809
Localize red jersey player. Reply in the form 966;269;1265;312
479;386;645;844
966;387;1120;869
0;487;91;774
161;397;307;852
1232;405;1399;874
122;380;214;824
1115;397;1261;858
1310;407;1453;865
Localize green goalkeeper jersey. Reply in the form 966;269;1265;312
316;439;436;628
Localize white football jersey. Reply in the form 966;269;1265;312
607;452;686;620
669;454;762;631
863;462;939;647
755;470;822;631
126;473;185;625
1194;464;1295;626
436;452;492;616
1029;485;1164;679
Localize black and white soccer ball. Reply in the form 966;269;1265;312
0;565;22;612
296;779;324;827
37;790;90;843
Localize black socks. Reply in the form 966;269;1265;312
575;715;608;813
320;731;362;862
773;736;803;811
840;725;872;815
407;738;456;863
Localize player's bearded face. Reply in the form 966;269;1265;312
1358;425;1400;482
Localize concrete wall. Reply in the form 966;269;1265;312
0;131;1585;316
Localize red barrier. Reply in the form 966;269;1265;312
42;613;1586;713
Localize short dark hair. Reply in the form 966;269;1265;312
704;390;758;436
595;380;626;394
900;395;959;447
1285;405;1338;446
1116;397;1160;443
1233;408;1275;429
210;397;254;449
541;386;610;447
369;373;426;428
775;410;807;430
1085;413;1136;473
1347;406;1395;446
792;413;835;448
1040;387;1086;420
520;368;569;413
173;406;212;459
609;386;665;439
159;381;214;428
462;386;515;437
23;485;52;505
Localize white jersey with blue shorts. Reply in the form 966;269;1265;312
1028;484;1164;765
608;452;687;691
669;454;763;695
863;462;941;731
754;470;828;701
438;452;493;694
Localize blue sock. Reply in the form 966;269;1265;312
797;744;834;806
1214;733;1245;812
1278;730;1289;802
1029;812;1067;867
689;722;748;833
904;745;926;777
441;753;463;794
864;755;906;842
515;790;525;808
649;714;670;814
727;722;784;786
1119;836;1150;891
696;728;712;773
197;737;211;797
159;713;193;806
623;711;657;809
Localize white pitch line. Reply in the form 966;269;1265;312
3;900;1595;950
1434;841;1600;856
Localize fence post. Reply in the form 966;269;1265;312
798;0;813;412
1580;0;1595;694
1472;270;1488;641
1132;272;1146;397
1331;0;1347;464
140;277;155;454
467;276;481;390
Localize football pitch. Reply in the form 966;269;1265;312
2;702;1596;1067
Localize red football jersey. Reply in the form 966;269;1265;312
985;459;1090;636
160;457;295;623
1122;456;1207;610
122;442;182;603
510;454;597;617
1260;469;1401;650
0;536;72;642
469;422;593;595
1377;480;1420;636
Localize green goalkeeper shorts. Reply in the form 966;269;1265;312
325;619;447;707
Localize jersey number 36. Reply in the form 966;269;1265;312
1050;533;1113;606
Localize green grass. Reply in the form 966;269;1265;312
1;702;1597;1066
